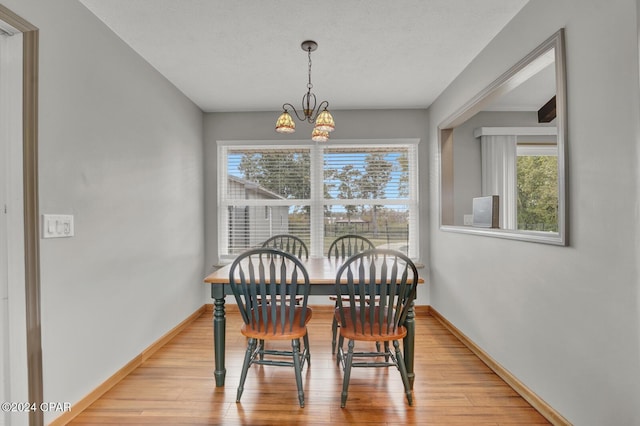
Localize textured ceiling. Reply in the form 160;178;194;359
80;0;530;113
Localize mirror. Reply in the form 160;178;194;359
439;29;567;245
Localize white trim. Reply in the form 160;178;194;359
217;138;420;147
217;145;229;260
309;144;324;257
473;126;557;137
219;199;311;207
0;20;18;36
218;141;311;149
517;145;558;156
440;225;566;245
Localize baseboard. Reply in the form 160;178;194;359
429;307;571;426
49;305;207;426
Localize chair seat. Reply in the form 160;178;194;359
241;307;312;340
335;307;406;342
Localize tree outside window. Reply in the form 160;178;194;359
516;147;558;232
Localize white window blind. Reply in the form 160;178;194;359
218;140;419;260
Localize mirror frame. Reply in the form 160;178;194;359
438;29;568;246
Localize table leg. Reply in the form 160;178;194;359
403;300;415;389
212;285;226;387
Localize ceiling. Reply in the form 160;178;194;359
79;0;530;113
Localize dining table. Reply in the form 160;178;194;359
204;256;423;388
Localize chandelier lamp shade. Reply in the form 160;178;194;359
275;40;335;141
311;128;330;142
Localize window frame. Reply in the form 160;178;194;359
217;139;420;262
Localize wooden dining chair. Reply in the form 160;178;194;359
327;234;375;354
228;248;312;408
334;249;418;408
262;234;309;260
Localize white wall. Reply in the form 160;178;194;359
203;109;430;305
2;1;206;423
429;1;640;424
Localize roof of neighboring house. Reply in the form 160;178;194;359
227;175;285;200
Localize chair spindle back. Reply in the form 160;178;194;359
335;249;418;336
229;248;310;335
327;234;375;259
262;234;309;260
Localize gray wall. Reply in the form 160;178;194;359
3;0;206;422
203;109;430;305
429;1;640;424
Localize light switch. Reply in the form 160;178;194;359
42;214;74;238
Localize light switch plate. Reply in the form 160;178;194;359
42;214;74;238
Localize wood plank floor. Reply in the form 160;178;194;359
68;307;550;425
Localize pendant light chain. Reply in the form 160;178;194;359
307;47;313;90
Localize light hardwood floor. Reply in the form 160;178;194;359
68;307;550;425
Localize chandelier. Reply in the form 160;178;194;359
275;40;335;142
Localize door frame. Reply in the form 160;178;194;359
0;5;41;426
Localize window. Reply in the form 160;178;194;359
217;139;419;260
516;144;558;232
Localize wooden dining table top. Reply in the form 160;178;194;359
203;256;424;285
